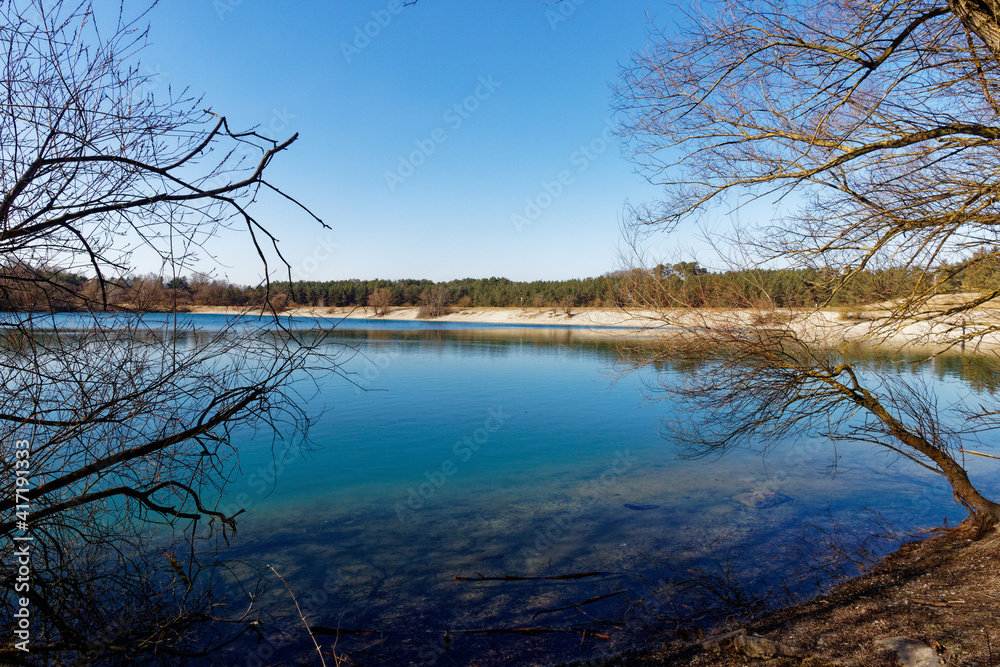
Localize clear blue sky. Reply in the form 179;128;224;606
127;1;678;284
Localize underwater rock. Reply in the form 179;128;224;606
732;489;791;509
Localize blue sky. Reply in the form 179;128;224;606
128;1;679;284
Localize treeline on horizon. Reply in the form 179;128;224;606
2;257;997;313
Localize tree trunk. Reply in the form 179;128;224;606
862;390;1000;530
949;0;1000;63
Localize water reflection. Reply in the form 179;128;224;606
12;314;997;664
213;326;996;665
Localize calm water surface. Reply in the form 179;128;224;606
21;313;997;665
187;318;991;666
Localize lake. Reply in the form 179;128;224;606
172;316;987;666
16;313;996;665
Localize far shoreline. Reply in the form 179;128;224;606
185;304;1000;352
189;304;652;327
10;304;999;351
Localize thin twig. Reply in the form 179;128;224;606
961;448;1000;461
267;564;327;667
453;571;610;582
533;590;631;617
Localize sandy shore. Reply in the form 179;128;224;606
189;305;657;327
186;304;1000;352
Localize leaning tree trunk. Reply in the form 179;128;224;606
858;385;1000;530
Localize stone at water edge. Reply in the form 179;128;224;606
873;637;944;667
732;488;792;509
701;630;806;659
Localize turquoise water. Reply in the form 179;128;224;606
13;313;995;664
198;322;994;666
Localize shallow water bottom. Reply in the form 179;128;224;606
221;447;964;666
210;329;992;665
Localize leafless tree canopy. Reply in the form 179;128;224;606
417;284;450;318
368;287;394;316
615;0;1000;528
0;2;334;662
618;0;1000;330
0;1;324;304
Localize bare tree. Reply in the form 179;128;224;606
128;273;169;312
560;295;575;317
615;0;1000;529
368;287;394;316
0;1;334;662
417;284;450;318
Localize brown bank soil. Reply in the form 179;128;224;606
567;524;1000;667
